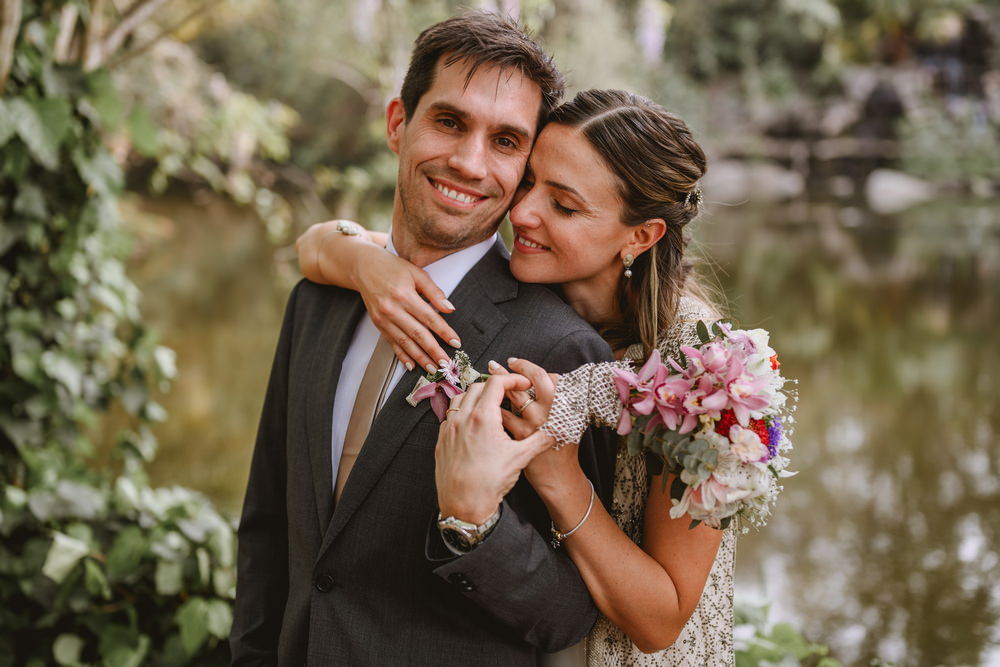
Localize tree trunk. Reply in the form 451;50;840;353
0;0;23;94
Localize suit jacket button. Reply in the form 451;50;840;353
314;574;335;593
447;572;465;585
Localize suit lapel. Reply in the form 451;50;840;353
317;242;517;554
306;291;365;537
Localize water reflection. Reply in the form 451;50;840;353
707;200;1000;664
127;194;1000;663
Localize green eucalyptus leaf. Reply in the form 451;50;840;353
41;532;90;583
696;319;711;344
52;633;84;666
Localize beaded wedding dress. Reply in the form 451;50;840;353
541;297;736;667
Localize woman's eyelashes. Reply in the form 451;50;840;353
552;199;580;216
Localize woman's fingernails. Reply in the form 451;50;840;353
449;338;461;348
507;357;519;365
488;360;501;371
441;299;455;311
437;359;448;367
424;363;437;373
405;361;414;371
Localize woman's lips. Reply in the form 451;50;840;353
513;233;551;253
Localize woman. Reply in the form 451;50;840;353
297;89;734;665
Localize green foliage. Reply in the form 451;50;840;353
899;102;1000;183
1;6;235;664
735;600;843;666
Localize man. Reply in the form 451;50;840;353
230;12;616;665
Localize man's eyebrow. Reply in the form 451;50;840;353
427;102;533;142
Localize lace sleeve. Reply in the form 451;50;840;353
538;361;630;449
538;297;715;449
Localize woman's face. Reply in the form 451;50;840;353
508;123;634;294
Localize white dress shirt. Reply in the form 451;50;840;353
329;232;498;490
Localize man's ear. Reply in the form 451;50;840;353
386;98;406;154
625;218;667;258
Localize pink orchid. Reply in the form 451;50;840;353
611;350;669;434
682;375;729;419
726;372;771;426
680;342;732;377
646;376;698;434
410;380;464;421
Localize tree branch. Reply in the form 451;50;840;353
83;0;108;70
100;0;174;61
106;0;220;70
0;0;23;95
54;4;81;63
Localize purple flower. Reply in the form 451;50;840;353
766;418;783;458
410;380;464;421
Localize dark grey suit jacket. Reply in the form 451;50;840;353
230;241;617;666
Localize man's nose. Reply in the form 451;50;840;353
447;135;488;181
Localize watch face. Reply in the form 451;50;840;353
442;527;473;552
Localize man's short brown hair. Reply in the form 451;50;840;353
400;11;564;128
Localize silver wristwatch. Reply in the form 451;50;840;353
437;506;501;555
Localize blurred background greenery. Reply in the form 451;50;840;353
2;0;998;664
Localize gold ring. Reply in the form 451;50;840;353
514;397;535;416
445;408;461;416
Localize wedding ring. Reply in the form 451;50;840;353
514;397;535;416
445;408;461;417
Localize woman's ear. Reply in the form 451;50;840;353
625;218;667;258
386;98;406;154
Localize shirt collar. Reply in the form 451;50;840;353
385;230;498;298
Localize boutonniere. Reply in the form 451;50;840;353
406;350;488;421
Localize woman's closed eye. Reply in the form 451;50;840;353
552;199;580;216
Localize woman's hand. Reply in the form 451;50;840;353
434;374;554;523
488;359;581;498
295;220;462;373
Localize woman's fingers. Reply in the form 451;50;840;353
412;268;458;318
404;296;460;357
377;319;437;373
500;408;535;440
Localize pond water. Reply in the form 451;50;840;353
127;192;1000;665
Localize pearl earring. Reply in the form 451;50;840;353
623;253;634;278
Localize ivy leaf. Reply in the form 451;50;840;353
155;559;183;595
41;532;90;583
107;526;148;580
176;597;211;656
40;351;83;398
84;558;111;600
52;633;84;666
205;599;233;639
10;97;73;171
99;625;150;667
128;105;160;157
71;145;123;197
84;69;123;129
0;99;16;147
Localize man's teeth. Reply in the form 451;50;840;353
434;182;477;204
518;236;548;250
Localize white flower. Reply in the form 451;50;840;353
728;425;769;463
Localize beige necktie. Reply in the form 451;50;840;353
335;336;397;501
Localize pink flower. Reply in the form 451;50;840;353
410;380;464;421
647;376;698;434
682;375;729;419
680;342;732;377
726;371;770;426
611;350;669;434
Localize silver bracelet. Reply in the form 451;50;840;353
549;480;595;549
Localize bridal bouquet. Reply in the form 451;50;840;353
613;321;795;531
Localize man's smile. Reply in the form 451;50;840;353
428;177;489;209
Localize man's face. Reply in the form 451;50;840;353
387;58;542;264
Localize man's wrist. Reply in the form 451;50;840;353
437;505;502;555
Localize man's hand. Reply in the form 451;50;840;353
435;373;554;524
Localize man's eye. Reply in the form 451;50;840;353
497;137;517;149
439;118;458;129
